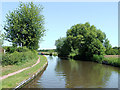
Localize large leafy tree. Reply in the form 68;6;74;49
4;2;45;50
55;22;110;59
66;22;106;58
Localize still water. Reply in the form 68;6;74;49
24;55;120;88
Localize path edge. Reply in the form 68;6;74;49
14;56;48;89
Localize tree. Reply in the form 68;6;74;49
55;37;71;57
67;22;106;58
4;2;45;50
55;22;109;60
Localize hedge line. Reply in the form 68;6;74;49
2;47;38;66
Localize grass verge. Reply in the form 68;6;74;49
2;55;47;88
102;56;120;67
2;56;38;76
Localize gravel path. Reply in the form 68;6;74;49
0;56;40;80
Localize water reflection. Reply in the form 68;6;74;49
47;56;53;60
55;58;119;88
24;55;119;88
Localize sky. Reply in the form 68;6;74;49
1;2;118;49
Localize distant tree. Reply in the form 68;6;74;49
113;46;118;50
4;2;45;50
103;38;112;55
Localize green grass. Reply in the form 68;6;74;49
2;56;38;76
102;57;120;67
2;55;47;88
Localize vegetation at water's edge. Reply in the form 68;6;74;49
55;22;107;59
38;49;56;52
55;22;119;67
2;55;47;88
103;57;120;67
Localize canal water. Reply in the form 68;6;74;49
24;55;120;88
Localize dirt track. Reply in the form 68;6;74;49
0;56;40;80
104;55;119;58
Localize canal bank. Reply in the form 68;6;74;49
15;60;48;89
58;55;120;68
2;55;48;89
93;55;120;68
24;55;120;88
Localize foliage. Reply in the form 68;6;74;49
106;48;118;55
3;46;16;53
16;46;29;52
55;22;108;60
55;37;71;57
0;30;5;46
103;38;112;54
104;46;119;55
92;55;104;63
103;57;120;67
48;49;54;54
2;48;37;66
4;2;45;50
69;48;79;58
38;49;56;52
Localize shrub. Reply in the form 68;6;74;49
3;46;16;53
16;46;29;52
92;54;104;63
2;49;38;66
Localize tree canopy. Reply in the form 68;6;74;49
4;2;45;50
55;22;112;59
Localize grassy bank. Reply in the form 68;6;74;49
2;55;47;88
2;56;38;76
93;55;120;67
102;56;120;67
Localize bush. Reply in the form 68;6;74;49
16;46;29;52
2;49;38;66
3;46;16;53
92;55;104;63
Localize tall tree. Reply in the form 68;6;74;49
4;2;45;50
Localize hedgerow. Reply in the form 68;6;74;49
2;47;37;66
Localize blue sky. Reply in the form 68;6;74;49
1;2;118;49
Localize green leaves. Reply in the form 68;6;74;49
55;22;109;60
4;2;45;50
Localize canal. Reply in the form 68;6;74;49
24;55;120;88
